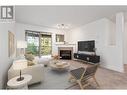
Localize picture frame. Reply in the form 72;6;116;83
8;31;15;57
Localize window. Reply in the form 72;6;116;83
56;34;64;42
25;30;52;56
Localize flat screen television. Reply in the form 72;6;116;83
78;40;95;52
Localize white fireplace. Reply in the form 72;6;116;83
58;47;73;59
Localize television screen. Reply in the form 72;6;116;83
78;40;95;52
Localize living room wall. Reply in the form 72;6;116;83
67;17;124;72
0;22;16;88
15;23;67;56
123;22;127;65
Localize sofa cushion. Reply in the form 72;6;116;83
25;54;34;61
12;59;28;70
27;60;35;66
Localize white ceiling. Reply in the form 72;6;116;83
15;6;127;30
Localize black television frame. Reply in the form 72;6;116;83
78;40;95;52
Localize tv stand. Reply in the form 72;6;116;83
74;53;100;64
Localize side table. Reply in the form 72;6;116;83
7;74;32;89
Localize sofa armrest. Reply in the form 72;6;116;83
8;64;44;85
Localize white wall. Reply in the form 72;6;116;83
67;18;124;72
15;23;67;55
123;22;127;64
0;22;15;89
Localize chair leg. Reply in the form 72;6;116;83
65;83;78;89
69;75;75;82
93;76;100;87
77;80;84;89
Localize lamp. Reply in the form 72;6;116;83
17;41;27;57
13;59;27;81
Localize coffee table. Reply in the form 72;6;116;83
49;61;70;71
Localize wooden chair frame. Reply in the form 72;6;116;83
68;64;99;89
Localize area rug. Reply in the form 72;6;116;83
29;66;73;89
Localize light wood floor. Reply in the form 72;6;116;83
64;60;127;89
124;64;127;73
34;58;127;89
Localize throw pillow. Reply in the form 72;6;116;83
25;54;34;61
27;60;35;66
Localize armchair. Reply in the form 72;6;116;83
68;64;99;89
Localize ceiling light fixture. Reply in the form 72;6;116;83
57;24;69;29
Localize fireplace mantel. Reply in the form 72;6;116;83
58;47;73;50
56;44;75;47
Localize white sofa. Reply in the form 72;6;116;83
8;59;44;85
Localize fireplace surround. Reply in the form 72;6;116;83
58;47;73;60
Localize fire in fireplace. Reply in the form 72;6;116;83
60;50;71;59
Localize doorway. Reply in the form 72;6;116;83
40;33;52;56
25;30;52;57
